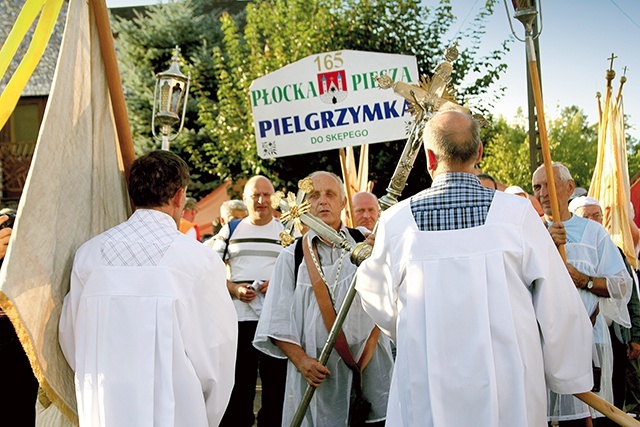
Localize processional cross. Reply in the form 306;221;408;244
279;43;473;427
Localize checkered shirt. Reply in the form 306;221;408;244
410;172;495;231
101;209;179;267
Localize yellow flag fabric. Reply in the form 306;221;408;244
0;0;64;130
345;146;358;196
357;144;370;193
0;0;131;424
0;0;46;78
341;145;370;227
589;84;636;268
344;145;370;195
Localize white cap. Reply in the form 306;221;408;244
504;185;526;195
570;187;588;200
569;196;601;213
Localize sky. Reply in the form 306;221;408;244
106;0;640;140
437;0;640;142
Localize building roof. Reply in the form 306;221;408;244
0;0;68;97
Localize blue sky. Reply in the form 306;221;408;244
434;0;640;141
106;0;640;141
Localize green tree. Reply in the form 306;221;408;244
479;114;530;190
546;106;598;188
203;0;510;198
624;116;640;180
112;0;228;197
480;106;598;191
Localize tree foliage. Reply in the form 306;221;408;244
201;0;510;198
112;0;227;196
546;106;598;188
479;113;531;190
480;106;599;192
624;117;640;181
114;0;510;199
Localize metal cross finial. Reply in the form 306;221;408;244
374;43;470;209
608;53;618;71
272;178;355;252
622;66;628;76
272;178;314;246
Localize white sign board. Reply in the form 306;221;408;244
250;50;419;158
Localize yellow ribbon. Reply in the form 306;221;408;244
0;0;64;130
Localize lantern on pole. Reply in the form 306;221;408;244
504;0;566;259
505;0;541;39
151;46;190;151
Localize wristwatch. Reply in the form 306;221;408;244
586;277;594;290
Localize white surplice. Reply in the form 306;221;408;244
357;192;593;427
547;214;632;421
59;209;238;427
253;226;394;427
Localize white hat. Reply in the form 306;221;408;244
569;196;600;213
570;187;588;201
504;185;526;195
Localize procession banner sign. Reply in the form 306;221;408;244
250;50;419;158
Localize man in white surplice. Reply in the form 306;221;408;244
254;171;394;427
533;162;633;426
356;110;594;427
59;150;237;427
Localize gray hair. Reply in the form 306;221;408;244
220;199;247;218
533;162;573;183
423;110;481;164
308;171;346;200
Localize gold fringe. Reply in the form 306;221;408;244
0;291;79;426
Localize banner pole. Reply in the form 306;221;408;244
339;148;355;227
89;0;135;180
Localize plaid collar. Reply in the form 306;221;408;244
410;172;495;231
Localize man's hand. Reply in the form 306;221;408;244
566;264;588;289
629;342;640;360
296;354;331;388
228;281;257;302
364;232;375;248
276;340;331;388
258;280;269;294
547;222;566;247
0;215;12;259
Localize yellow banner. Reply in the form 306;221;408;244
589;83;636;268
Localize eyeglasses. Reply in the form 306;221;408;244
583;212;603;221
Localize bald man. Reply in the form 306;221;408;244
357;110;593;427
352;191;380;231
212;175;287;427
254;171;393;426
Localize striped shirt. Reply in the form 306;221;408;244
211;217;283;321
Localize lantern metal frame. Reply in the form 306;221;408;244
151;46;191;151
504;0;543;41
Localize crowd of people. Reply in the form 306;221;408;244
6;108;640;426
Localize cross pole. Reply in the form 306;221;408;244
284;44;469;427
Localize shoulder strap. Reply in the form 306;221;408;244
301;235;379;372
294;228;364;278
294;237;303;281
222;218;242;260
346;227;366;243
